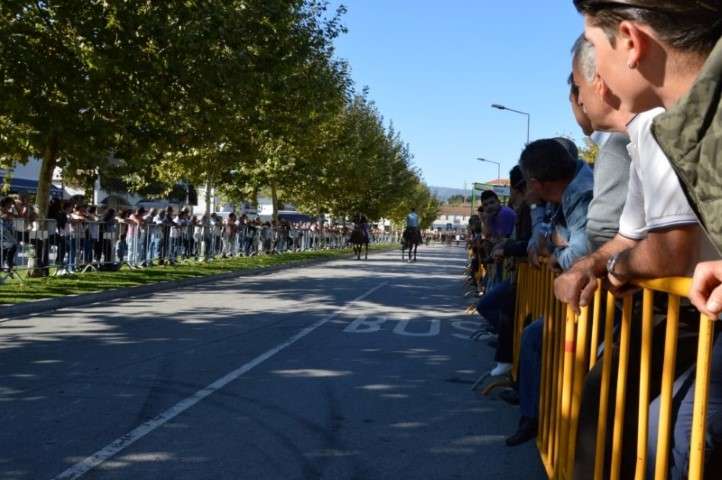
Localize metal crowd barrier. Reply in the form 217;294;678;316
514;263;718;479
1;218;58;278
1;217;397;282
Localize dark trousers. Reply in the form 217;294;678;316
476;280;517;363
573;300;719;480
55;236;66;266
495;307;517;364
159;232;170;262
33;239;50;274
102;239;113;264
1;244;17;270
653;334;722;479
470;257;480;280
519;318;544;419
476;280;514;331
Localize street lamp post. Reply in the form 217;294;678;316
491;103;530;145
477;157;501;182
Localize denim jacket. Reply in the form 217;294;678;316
553;160;594;271
527;202;553;254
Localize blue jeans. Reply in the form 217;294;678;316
149;235;159;263
476;280;514;332
648;334;722;479
116;239;127;263
136;233;147;264
68;238;77;270
83;238;93;265
519;318;544;419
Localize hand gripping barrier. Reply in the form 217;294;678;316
515;264;717;480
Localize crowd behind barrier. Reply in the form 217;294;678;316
464;164;721;478
513;262;717;480
0;197;401;282
459;5;722;479
468;241;718;480
2;4;722;478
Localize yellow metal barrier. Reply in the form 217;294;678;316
514;265;718;480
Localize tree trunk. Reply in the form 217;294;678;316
35;135;59;218
251;186;258;210
249;186;259;219
205;180;212;215
270;181;279;223
94;174;102;206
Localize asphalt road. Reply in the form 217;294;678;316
0;245;546;480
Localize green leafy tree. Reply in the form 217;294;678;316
579;137;600;165
290;90;437;225
223;1;350;220
0;0;429;227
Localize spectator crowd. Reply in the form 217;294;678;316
465;2;722;478
1;196;393;278
3;1;722;477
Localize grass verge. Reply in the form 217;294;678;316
0;244;397;305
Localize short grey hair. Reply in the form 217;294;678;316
571;34;596;84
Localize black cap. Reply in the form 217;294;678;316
510;165;525;190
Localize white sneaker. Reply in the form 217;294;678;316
490;363;513;376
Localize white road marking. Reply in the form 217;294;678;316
393;319;440;337
343;315;388;333
344;316;474;338
50;282;388;480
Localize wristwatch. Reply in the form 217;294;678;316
606;252;621;276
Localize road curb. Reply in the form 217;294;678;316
0;254;349;321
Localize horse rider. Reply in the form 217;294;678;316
405;208;419;240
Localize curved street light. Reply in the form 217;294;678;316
491;103;530;144
477;157;501;182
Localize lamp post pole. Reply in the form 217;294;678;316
470;188;475;217
491;103;531;144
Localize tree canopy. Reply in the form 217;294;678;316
0;0;438;225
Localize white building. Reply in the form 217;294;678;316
431;205;473;231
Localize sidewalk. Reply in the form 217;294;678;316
0;247;396;320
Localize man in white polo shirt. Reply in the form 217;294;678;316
554;104;721;478
555;106;718;310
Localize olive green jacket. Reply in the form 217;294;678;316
653;37;722;255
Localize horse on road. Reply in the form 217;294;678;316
350;215;370;260
401;227;421;262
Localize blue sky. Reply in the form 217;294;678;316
328;1;585;189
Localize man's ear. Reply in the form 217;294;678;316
593;73;606;97
617;20;650;69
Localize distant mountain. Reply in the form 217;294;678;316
429;186;470;201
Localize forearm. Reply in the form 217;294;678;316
615;226;700;279
555;230;591;271
555;234;637;312
574;234;637;276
